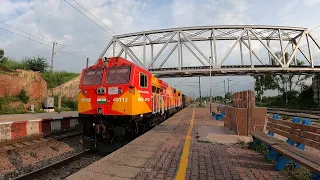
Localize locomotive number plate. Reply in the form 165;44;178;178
138;97;150;102
81;98;91;102
113;97;128;102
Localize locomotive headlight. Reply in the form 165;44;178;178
98;108;102;114
97;87;106;94
83;90;87;95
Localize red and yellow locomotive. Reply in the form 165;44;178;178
78;57;192;148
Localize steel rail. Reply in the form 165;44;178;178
13;149;90;180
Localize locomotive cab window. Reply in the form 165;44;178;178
140;73;148;88
82;69;104;86
106;66;131;84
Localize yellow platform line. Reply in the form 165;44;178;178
175;105;195;180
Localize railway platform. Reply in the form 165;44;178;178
67;106;285;180
0;111;78;142
0;111;77;123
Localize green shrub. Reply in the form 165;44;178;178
23;56;49;72
0;58;29;71
0;97;27;114
250;141;269;159
43;71;79;88
53;95;78;111
16;89;30;104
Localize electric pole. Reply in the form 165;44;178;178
228;78;230;96
86;58;89;68
51;42;57;72
209;56;212;113
223;80;226;105
199;76;202;106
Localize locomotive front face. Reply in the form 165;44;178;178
78;58;152;116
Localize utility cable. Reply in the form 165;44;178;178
0;23;87;59
72;0;117;35
62;0;113;37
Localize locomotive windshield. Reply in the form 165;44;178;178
82;69;104;86
106;66;131;84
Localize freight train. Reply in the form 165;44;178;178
77;57;192;149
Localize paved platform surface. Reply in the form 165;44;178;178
0;111;77;123
67;106;286;180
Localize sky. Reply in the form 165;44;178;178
1;0;320;98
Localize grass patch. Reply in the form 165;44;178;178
250;141;312;180
236;139;249;147
53;95;78;111
281;164;312;180
42;71;79;88
0;97;27;114
249;141;269;159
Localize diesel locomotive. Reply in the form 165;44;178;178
77;57;192;149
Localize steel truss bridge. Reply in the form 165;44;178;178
99;25;320;78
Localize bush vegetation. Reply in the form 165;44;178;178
42;71;79;88
0;52;49;73
0;96;27;114
16;89;30;104
53;95;78;111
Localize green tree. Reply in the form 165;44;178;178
23;56;49;72
0;49;4;60
254;51;314;106
254;75;277;102
0;49;8;65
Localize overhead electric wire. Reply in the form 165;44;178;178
0;27;86;60
1;22;52;44
71;0;117;35
310;24;320;32
0;27;52;48
62;0;113;37
64;39;109;47
65;0;146;63
0;23;88;59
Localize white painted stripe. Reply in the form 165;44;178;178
28;119;42;122
26;121;41;135
0;121;15;125
70;118;78;129
50;120;62;132
0;123;12;141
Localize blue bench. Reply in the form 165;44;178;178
252;114;320;180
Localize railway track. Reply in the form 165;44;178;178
0;130;82;153
12;149;91;180
266;107;320;123
267;107;320;116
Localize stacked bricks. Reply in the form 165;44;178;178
224;90;266;136
0;116;78;142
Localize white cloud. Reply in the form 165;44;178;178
304;0;320;6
